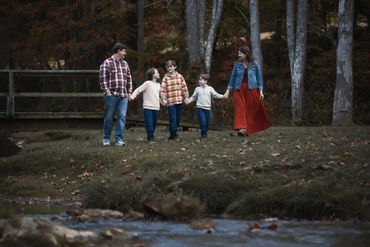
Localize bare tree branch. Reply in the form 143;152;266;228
234;5;249;26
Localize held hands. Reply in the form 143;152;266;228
129;94;134;101
259;90;264;100
161;99;167;106
224;89;230;99
184;98;190;105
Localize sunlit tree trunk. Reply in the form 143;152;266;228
287;0;308;123
332;0;354;125
249;0;263;69
204;0;223;73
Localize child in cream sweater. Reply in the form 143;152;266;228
130;68;161;142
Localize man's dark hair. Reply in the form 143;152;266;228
146;67;157;80
112;43;127;53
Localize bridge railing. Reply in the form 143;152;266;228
0;70;103;119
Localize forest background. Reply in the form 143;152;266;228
0;0;369;127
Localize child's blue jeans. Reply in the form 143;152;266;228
197;107;210;137
167;104;183;137
144;109;159;141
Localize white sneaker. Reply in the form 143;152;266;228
116;141;126;146
103;139;110;146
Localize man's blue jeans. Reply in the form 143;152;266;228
197;107;210;137
144;109;159;141
167;104;183;137
103;96;128;143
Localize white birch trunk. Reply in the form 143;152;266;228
286;0;295;78
332;0;354;125
249;0;263;69
204;0;223;73
290;0;307;123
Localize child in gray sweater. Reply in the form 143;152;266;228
185;74;228;138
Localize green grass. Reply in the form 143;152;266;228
0;126;369;220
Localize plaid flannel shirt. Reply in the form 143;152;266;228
160;72;189;105
99;56;133;97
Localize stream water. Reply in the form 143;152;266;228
1;202;369;247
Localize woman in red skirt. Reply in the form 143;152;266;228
226;46;271;136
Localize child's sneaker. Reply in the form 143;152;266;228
103;139;110;146
168;135;178;140
116;140;126;146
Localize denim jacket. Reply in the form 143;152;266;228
227;62;263;91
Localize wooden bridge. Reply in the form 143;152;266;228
0;70;101;119
0;70;203;130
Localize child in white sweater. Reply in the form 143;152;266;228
185;74;228;138
130;68;161;142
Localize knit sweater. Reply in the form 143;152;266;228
131;80;161;110
188;85;226;110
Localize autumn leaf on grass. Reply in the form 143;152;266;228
71;190;80;195
78;172;93;179
271;152;280;157
341;151;352;158
329;154;341;160
280;163;288;171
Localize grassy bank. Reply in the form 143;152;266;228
0;126;369;220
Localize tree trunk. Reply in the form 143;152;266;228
286;0;295;78
185;0;201;65
288;0;308;123
204;0;223;74
249;0;263;69
197;0;206;58
137;0;145;81
332;0;354;126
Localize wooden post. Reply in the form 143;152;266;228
7;71;15;117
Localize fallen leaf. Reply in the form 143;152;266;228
329;155;341;160
249;223;261;232
266;223;278;230
271;152;280;157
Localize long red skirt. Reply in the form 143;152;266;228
233;82;272;135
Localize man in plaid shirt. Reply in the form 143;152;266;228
99;43;133;146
